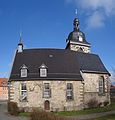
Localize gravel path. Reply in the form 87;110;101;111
0;101;28;120
66;110;115;120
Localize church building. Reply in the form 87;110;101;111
9;17;111;111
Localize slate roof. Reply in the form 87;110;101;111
10;49;82;81
67;31;90;46
9;49;110;81
76;52;109;74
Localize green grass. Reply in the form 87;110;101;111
92;114;115;120
56;101;115;116
19;112;31;117
18;101;115;117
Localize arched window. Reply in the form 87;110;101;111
99;76;105;95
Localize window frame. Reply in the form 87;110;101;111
21;68;27;77
40;68;47;77
20;82;27;102
39;63;48;77
43;83;51;98
20;64;28;78
99;76;105;95
66;83;74;101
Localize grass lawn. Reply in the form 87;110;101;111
92;114;115;120
18;101;115;117
19;112;31;117
56;101;115;116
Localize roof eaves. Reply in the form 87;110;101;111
70;41;91;47
9;77;83;81
81;70;110;75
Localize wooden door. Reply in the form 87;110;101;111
44;100;50;110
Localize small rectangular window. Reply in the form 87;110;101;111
20;82;27;101
66;83;74;100
99;77;105;95
40;68;47;77
43;83;51;98
21;69;27;77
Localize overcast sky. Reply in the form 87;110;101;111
0;0;115;84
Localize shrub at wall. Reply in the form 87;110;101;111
87;98;98;108
7;101;19;115
30;109;65;120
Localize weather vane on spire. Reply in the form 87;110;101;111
19;32;22;44
75;9;78;16
73;9;79;30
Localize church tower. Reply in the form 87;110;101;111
65;17;91;53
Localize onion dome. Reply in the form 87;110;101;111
66;18;90;46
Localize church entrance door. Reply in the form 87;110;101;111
44;100;50;110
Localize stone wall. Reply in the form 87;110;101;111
9;73;111;111
9;80;84;111
81;73;111;106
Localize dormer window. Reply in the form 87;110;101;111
40;68;47;77
20;64;28;77
78;32;83;42
39;63;47;77
79;36;83;42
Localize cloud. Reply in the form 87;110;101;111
65;0;73;3
78;0;115;16
65;0;115;29
86;11;105;29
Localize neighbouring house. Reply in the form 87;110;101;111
110;85;115;99
0;78;8;100
8;17;111;112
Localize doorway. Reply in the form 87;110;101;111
44;100;50;110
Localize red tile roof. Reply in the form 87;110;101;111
111;85;115;88
0;78;8;87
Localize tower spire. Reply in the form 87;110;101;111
18;32;23;53
19;32;22;44
75;9;78;16
73;9;80;31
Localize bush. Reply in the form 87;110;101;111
103;101;109;106
7;101;19;115
30;109;65;120
98;102;103;107
87;99;98;108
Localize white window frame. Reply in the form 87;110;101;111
66;83;74;100
43;83;51;98
40;68;47;77
21;68;27;77
79;35;83;42
20;82;27;101
99;77;105;95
